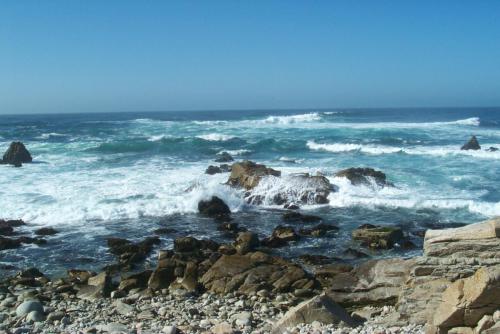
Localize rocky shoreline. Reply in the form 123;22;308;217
1;217;498;334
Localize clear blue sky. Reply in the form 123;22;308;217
1;1;500;114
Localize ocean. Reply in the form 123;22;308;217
1;108;499;276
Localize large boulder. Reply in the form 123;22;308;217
271;294;358;333
461;136;481;150
198;196;231;218
352;224;404;249
261;226;299;248
215;152;234;163
234;232;260;254
227;161;281;190
430;266;500;332
2;142;32;165
335;168;389;187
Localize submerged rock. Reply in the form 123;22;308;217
35;227;58;236
461;135;481;150
352;224;404;249
215;152;234;162
299;223;339;237
1;141;33;165
198;196;231;218
262;225;299;248
335;167;389;187
227;160;281;190
205;164;231;175
283;211;322;223
487;146;499;152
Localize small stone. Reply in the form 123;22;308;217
26;310;45;323
211;322;234;334
162;325;177;334
16;300;44;317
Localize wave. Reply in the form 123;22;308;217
307;140;402;154
147;134;172;142
446;117;480;126
196;133;236;141
219;149;251;156
36;132;68;140
307;140;500;159
258;112;322;125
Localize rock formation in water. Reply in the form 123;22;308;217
461;135;481;150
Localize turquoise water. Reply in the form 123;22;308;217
0;108;499;275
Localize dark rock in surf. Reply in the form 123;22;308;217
106;236;160;266
487;146;498;152
299;223;339;237
342;248;370;259
35;227;58;236
206;164;231;175
215;151;234;163
217;222;246;234
174;236;201;253
0;237;22;250
262;225;299;248
198;196;231;218
461;135;481;150
283;211;322;223
352;224;404;249
1;142;33;165
335;168;389;187
284;203;300;210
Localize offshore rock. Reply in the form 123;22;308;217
198;196;231;218
215;151;234;162
227;160;281;190
1;141;33;165
461;135;481;150
335;167;389;187
352;224;404;249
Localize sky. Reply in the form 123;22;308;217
1;1;500;114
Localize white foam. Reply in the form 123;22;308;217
147;135;171;142
307;141;402;154
35;133;67;140
196;133;236;141
258;112;322;125
219;149;251;156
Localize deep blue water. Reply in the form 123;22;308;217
0;108;499;276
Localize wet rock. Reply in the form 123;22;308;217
335;167;390;187
299;223;338;237
271;294;358;333
342;248;369;259
205;165;223;175
284;203;300;210
198;196;231;218
217;222;245;235
106;236;160;266
262;226;299;248
461;135;481;150
154;227;176;235
352;224;405;249
34;227;58;236
1;142;33;165
0;236;21;250
234;231;259;254
486;146;498;152
227;160;281;190
215;151;234;163
299;254;336;265
174;236;201;253
282;211;322;223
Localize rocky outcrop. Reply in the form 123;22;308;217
261;226;299;248
227;161;281;190
106;236;160;267
197;196;231;219
200;252;313;295
324;258;416;309
397;218;500;326
1;142;33;165
428;266;500;333
352;224;405;249
205;164;231;175
335;168;390;187
271;294;358;333
461;136;481;150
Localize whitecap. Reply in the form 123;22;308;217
196;133;236;141
257;112;322;125
306;140;402;154
36;133;67;140
219;149;251;156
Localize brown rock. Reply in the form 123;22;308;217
227;160;280;190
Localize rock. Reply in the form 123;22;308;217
227;160;281;190
46;311;65;323
352;224;404;249
148;266;175;290
16;300;44;317
475;315;495;333
211;322;234;334
397;218;500;325
342;248;369;259
67;269;95;284
335;167;389;187
432;266;500;331
461;136;481;150
231;311;252;327
34;227;58;236
26;310;45;322
262;226;299;248
2;142;32;165
234;231;260;254
486;146;499;152
162;325;177;334
326;258;415;308
174;236;201;253
113;300;134;316
282;211;322;223
299;223;338;237
205;165;223;175
271;294;358;333
215;152;234;162
0;236;21;250
106;236;160;266
198;196;231;218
